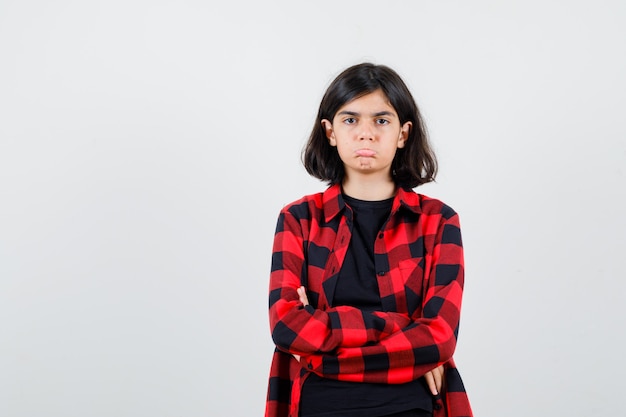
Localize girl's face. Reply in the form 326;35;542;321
322;89;411;182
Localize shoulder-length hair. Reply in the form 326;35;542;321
302;63;437;189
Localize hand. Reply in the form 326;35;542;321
297;286;309;306
424;364;444;396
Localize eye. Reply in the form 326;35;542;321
376;118;390;125
343;117;357;125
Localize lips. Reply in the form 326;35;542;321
355;149;376;157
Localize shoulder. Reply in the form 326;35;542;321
279;184;341;221
406;191;463;244
280;191;325;219
399;188;458;220
418;194;458;220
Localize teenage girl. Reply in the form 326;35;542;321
265;63;472;417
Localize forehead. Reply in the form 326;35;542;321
336;89;396;114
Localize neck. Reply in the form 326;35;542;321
342;174;396;201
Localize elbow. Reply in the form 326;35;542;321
430;318;457;362
269;298;301;350
271;320;298;351
438;335;457;363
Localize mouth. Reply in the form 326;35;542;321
355;149;376;157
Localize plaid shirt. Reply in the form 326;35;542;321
265;184;472;417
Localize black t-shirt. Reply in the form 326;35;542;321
299;194;433;417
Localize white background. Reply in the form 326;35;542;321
1;1;625;416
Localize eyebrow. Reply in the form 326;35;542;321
337;110;397;117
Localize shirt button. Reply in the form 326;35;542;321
378;233;384;239
377;271;386;276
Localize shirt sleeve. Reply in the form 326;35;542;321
299;213;465;384
269;208;414;355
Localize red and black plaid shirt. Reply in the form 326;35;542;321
265;184;472;417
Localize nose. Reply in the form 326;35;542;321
358;122;375;141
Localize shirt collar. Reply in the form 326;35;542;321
322;184;422;223
322;184;345;223
395;186;423;215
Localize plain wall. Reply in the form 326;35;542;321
1;1;625;416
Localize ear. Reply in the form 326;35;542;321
321;119;336;146
397;121;412;149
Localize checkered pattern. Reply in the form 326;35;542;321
265;184;472;417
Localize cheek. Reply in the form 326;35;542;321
335;144;353;161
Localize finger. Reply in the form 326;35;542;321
424;371;438;395
297;286;309;306
434;365;444;393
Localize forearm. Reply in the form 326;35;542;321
300;320;456;383
270;295;412;353
297;280;463;383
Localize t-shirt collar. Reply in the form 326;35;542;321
322;184;422;223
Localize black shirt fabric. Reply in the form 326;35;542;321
299;194;433;417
